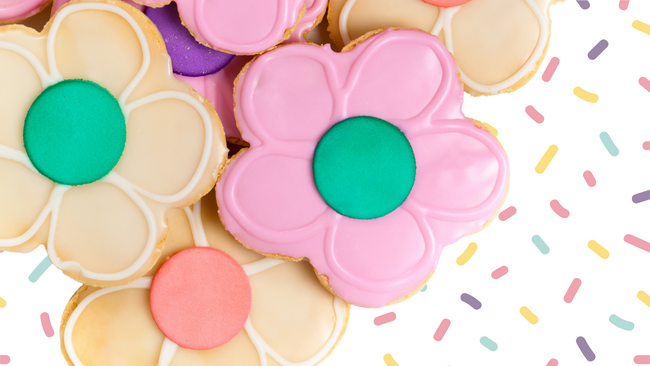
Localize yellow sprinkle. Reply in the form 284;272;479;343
573;87;599;103
0;296;5;308
384;354;399;366
520;306;539;324
535;145;558;174
588;240;610;259
632;20;650;35
483;123;498;137
638;291;650;308
456;242;478;266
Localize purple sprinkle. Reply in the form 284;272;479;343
588;40;609;60
576;336;596;361
576;0;590;9
460;293;482;310
632;190;650;203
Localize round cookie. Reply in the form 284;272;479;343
0;0;51;24
217;28;510;308
328;0;564;95
0;0;228;287
60;190;350;366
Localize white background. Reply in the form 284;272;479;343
1;1;649;365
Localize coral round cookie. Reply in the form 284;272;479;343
217;28;510;308
0;0;228;287
134;0;313;55
0;0;50;24
328;0;562;95
61;191;350;366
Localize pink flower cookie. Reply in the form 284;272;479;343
0;0;51;24
217;28;510;308
134;0;321;55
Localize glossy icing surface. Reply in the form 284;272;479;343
422;0;473;6
329;0;558;95
218;28;509;307
0;0;228;287
52;0;144;12
61;191;350;366
0;0;50;23
286;0;327;43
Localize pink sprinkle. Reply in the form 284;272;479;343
640;77;650;93
624;234;650;252
374;312;396;326
550;199;570;218
564;278;582;303
40;312;54;337
619;0;629;10
498;206;517;221
546;359;559;366
433;319;451;341
643;141;650;150
542;57;560;82
0;356;9;365
583;171;597;187
525;105;545;123
634;355;650;364
491;266;509;279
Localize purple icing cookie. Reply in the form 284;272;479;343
146;3;234;77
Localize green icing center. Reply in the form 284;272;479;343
312;116;416;220
24;79;126;186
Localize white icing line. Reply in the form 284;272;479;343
0;144;41;176
157;337;179;366
46;2;151;104
0;184;67;247
338;0;357;45
64;277;153;366
0;41;56;88
183;200;209;248
245;318;270;366
242;257;284;277
122;91;214;204
48;171;157;282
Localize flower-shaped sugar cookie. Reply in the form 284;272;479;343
217;28;510;308
0;0;228;287
329;0;562;95
61;191;349;366
0;0;51;23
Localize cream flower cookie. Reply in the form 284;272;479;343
0;0;228;287
329;0;564;95
60;190;350;366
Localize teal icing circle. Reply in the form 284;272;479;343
312;116;416;220
24;79;126;186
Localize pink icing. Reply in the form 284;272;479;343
421;0;473;6
285;0;326;43
0;0;49;22
51;0;145;13
217;28;509;308
137;0;305;54
149;247;251;350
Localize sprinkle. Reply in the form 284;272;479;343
588;240;610;259
532;235;550;254
547;359;559;366
461;293;482;310
550;199;570;218
374;312;396;326
28;256;52;283
574;87;599;103
576;336;596;361
383;354;399;366
40;312;54;338
619;0;629;10
480;336;498;351
520;306;539;324
632;190;650;203
633;20;650;35
588;40;609;60
624;235;650;252
542;57;560;82
634;355;650;364
456;242;478;266
564;278;582;303
525;105;544;123
433;319;451;341
637;291;650;307
599;132;619;156
576;0;590;9
644;141;650;150
0;356;9;365
640;77;650;92
420;284;428;292
0;296;5;308
535;145;558;174
609;314;634;331
491;266;509;279
583;171;597;187
498;206;517;221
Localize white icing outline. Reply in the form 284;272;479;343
63;202;347;366
338;0;549;93
0;2;215;282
